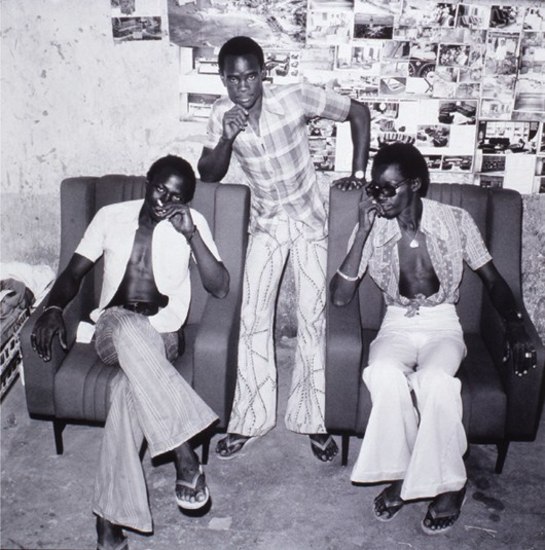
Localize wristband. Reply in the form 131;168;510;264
44;305;63;314
336;268;359;282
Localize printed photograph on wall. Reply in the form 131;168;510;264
406;42;437;95
456;3;491;30
111;0;136;15
168;0;307;48
112;16;162;42
111;0;162;42
335;44;381;74
264;50;301;83
514;31;545;115
307;10;353;44
353;13;394;40
489;5;525;33
478;174;504;188
523;7;545;32
475;119;539;192
399;1;457;29
307;115;339;171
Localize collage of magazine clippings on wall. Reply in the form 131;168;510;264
165;0;545;193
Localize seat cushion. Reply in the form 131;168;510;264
351;331;506;441
54;324;199;422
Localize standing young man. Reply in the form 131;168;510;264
331;142;536;534
198;36;370;461
31;155;229;550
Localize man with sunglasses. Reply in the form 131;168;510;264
31;155;229;550
331;142;536;535
198;36;370;462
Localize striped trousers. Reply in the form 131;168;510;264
228;216;328;437
91;307;218;532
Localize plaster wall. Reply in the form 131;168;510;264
1;0;544;339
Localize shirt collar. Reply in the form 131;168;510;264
262;84;284;116
372;198;450;247
419;198;451;242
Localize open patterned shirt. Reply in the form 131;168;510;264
206;82;351;239
349;198;492;310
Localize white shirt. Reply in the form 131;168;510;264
75;199;221;334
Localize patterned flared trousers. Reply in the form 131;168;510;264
228;216;328;437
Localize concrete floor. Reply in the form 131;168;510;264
1;337;545;550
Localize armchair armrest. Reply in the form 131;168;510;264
20;292;85;417
481;297;545;440
192;290;241;429
325;294;364;432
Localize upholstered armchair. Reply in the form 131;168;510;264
20;176;250;462
325;183;545;472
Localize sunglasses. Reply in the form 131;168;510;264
365;177;413;200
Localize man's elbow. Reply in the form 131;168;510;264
331;294;351;307
329;279;352;307
209;269;230;299
199;170;217;183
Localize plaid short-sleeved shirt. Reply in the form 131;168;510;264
206;83;351;238
349;198;493;308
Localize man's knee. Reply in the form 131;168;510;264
111;311;150;342
413;369;461;404
363;361;407;390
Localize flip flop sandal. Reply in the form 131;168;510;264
373;488;404;522
96;539;129;550
421;487;467;535
215;435;256;460
175;465;210;511
309;435;338;462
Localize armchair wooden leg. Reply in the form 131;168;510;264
200;435;211;465
495;441;510;474
53;420;66;455
341;434;350;466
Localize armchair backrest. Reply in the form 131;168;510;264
59;176;250;324
327;184;523;334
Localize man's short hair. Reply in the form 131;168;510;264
218;36;265;74
372;142;430;196
146;154;196;203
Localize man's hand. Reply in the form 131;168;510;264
333;174;366;192
222;105;249;142
357;188;379;233
31;308;67;362
504;321;537;377
165;204;196;240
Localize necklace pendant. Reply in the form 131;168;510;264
409;239;419;248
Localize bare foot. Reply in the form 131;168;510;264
374;480;404;521
309;434;338;462
215;433;252;459
173;442;209;509
422;486;467;535
96;516;127;550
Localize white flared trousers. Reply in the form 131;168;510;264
351;304;468;500
227;217;328;436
